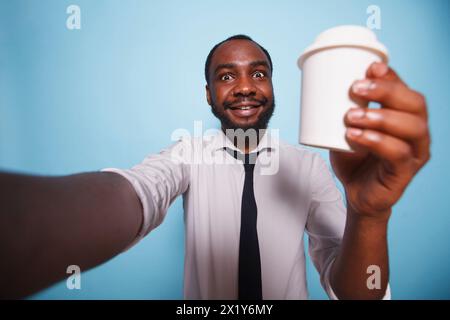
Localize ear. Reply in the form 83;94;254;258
205;84;212;106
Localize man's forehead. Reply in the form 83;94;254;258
210;40;269;69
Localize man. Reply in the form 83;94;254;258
0;35;430;300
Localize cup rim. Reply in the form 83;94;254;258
297;44;389;69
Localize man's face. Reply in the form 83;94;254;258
206;39;275;131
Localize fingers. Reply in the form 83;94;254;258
365;62;401;82
347;62;430;163
352;62;428;118
345;128;414;170
345;62;431;167
351;79;427;116
345;108;427;141
345;107;431;161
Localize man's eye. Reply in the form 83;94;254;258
253;71;265;78
220;74;233;81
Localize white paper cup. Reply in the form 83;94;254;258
298;25;388;152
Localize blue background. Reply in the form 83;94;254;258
1;0;449;299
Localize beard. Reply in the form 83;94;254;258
210;96;276;131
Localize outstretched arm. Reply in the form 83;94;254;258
0;171;142;299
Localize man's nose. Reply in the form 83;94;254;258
233;76;256;96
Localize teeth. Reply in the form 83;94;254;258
238;106;252;110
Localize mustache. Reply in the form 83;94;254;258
223;97;268;109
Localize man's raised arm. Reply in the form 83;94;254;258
0;171;143;299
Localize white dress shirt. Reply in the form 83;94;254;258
102;129;390;300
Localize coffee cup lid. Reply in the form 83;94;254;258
298;25;389;68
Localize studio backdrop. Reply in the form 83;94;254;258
0;0;449;299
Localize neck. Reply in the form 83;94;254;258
222;127;267;154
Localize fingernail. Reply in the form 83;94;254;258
374;62;389;77
365;111;382;121
347;108;365;121
352;80;376;95
365;131;380;142
347;128;363;137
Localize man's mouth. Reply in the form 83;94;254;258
230;105;260;110
228;104;262;117
224;98;265;118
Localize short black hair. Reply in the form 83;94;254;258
204;34;273;84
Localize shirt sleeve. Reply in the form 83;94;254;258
305;153;390;300
101;139;190;250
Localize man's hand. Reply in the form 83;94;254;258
330;62;431;221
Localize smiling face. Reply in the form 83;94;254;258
206;39;275;131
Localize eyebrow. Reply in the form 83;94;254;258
250;60;270;69
213;60;270;75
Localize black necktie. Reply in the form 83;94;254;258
228;149;262;300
